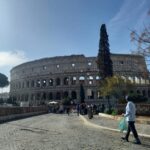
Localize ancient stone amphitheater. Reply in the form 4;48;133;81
10;54;150;105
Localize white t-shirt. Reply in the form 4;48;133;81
124;101;136;121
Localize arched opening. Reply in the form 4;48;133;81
49;79;53;86
71;77;76;85
79;76;85;84
31;80;35;87
148;90;150;97
42;92;47;100
36;80;41;87
63;91;68;98
36;93;41;100
128;76;133;83
142;90;146;96
71;91;77;99
87;89;94;99
88;76;94;85
42;79;47;87
56;78;61;86
26;81;29;88
56;92;61;100
64;77;69;85
48;92;53;100
135;76;140;84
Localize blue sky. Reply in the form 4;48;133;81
0;0;150;92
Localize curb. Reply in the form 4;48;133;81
79;115;150;138
98;113;150;125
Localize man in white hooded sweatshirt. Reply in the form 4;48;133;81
121;95;141;145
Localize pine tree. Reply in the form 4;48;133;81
0;73;9;88
97;24;113;79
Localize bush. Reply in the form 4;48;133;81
104;108;118;116
111;109;117;116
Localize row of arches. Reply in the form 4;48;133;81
11;75;149;90
11;75;99;90
12;89;96;103
11;88;150;105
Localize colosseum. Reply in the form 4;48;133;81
10;54;150;106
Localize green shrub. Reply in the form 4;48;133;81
111;109;117;116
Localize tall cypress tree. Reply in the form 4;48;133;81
80;84;85;103
97;24;113;79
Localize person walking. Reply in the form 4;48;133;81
66;106;70;116
121;95;141;144
76;104;80;116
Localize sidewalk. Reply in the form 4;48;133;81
80;114;150;138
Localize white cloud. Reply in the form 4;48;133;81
0;50;28;67
108;0;147;32
0;50;28;93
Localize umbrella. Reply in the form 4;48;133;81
48;101;58;104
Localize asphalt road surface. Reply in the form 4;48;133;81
0;113;149;150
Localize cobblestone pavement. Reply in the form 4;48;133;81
0;113;150;150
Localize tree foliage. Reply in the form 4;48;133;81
99;76;134;99
97;24;113;79
0;73;9;88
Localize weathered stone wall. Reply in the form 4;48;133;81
0;106;48;123
10;54;150;105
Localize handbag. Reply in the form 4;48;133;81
118;117;127;132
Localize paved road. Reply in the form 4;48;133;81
0;114;149;150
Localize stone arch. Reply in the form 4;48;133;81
79;76;85;84
135;76;140;84
71;91;77;100
42;79;47;87
63;91;69;98
31;80;35;87
42;92;47;100
36;79;41;87
56;78;61;86
36;93;41;100
64;77;69;85
88;76;94;85
140;77;145;84
137;90;140;94
26;81;30;88
87;89;94;99
56;92;61;100
22;82;25;88
71;76;77;85
128;76;133;83
48;92;53;100
142;90;146;96
49;79;53;86
148;90;150;97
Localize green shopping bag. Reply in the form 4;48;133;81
118;117;127;132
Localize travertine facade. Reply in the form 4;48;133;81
10;54;150;105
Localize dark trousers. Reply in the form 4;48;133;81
125;121;139;139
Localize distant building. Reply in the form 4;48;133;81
10;54;150;105
0;92;9;101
